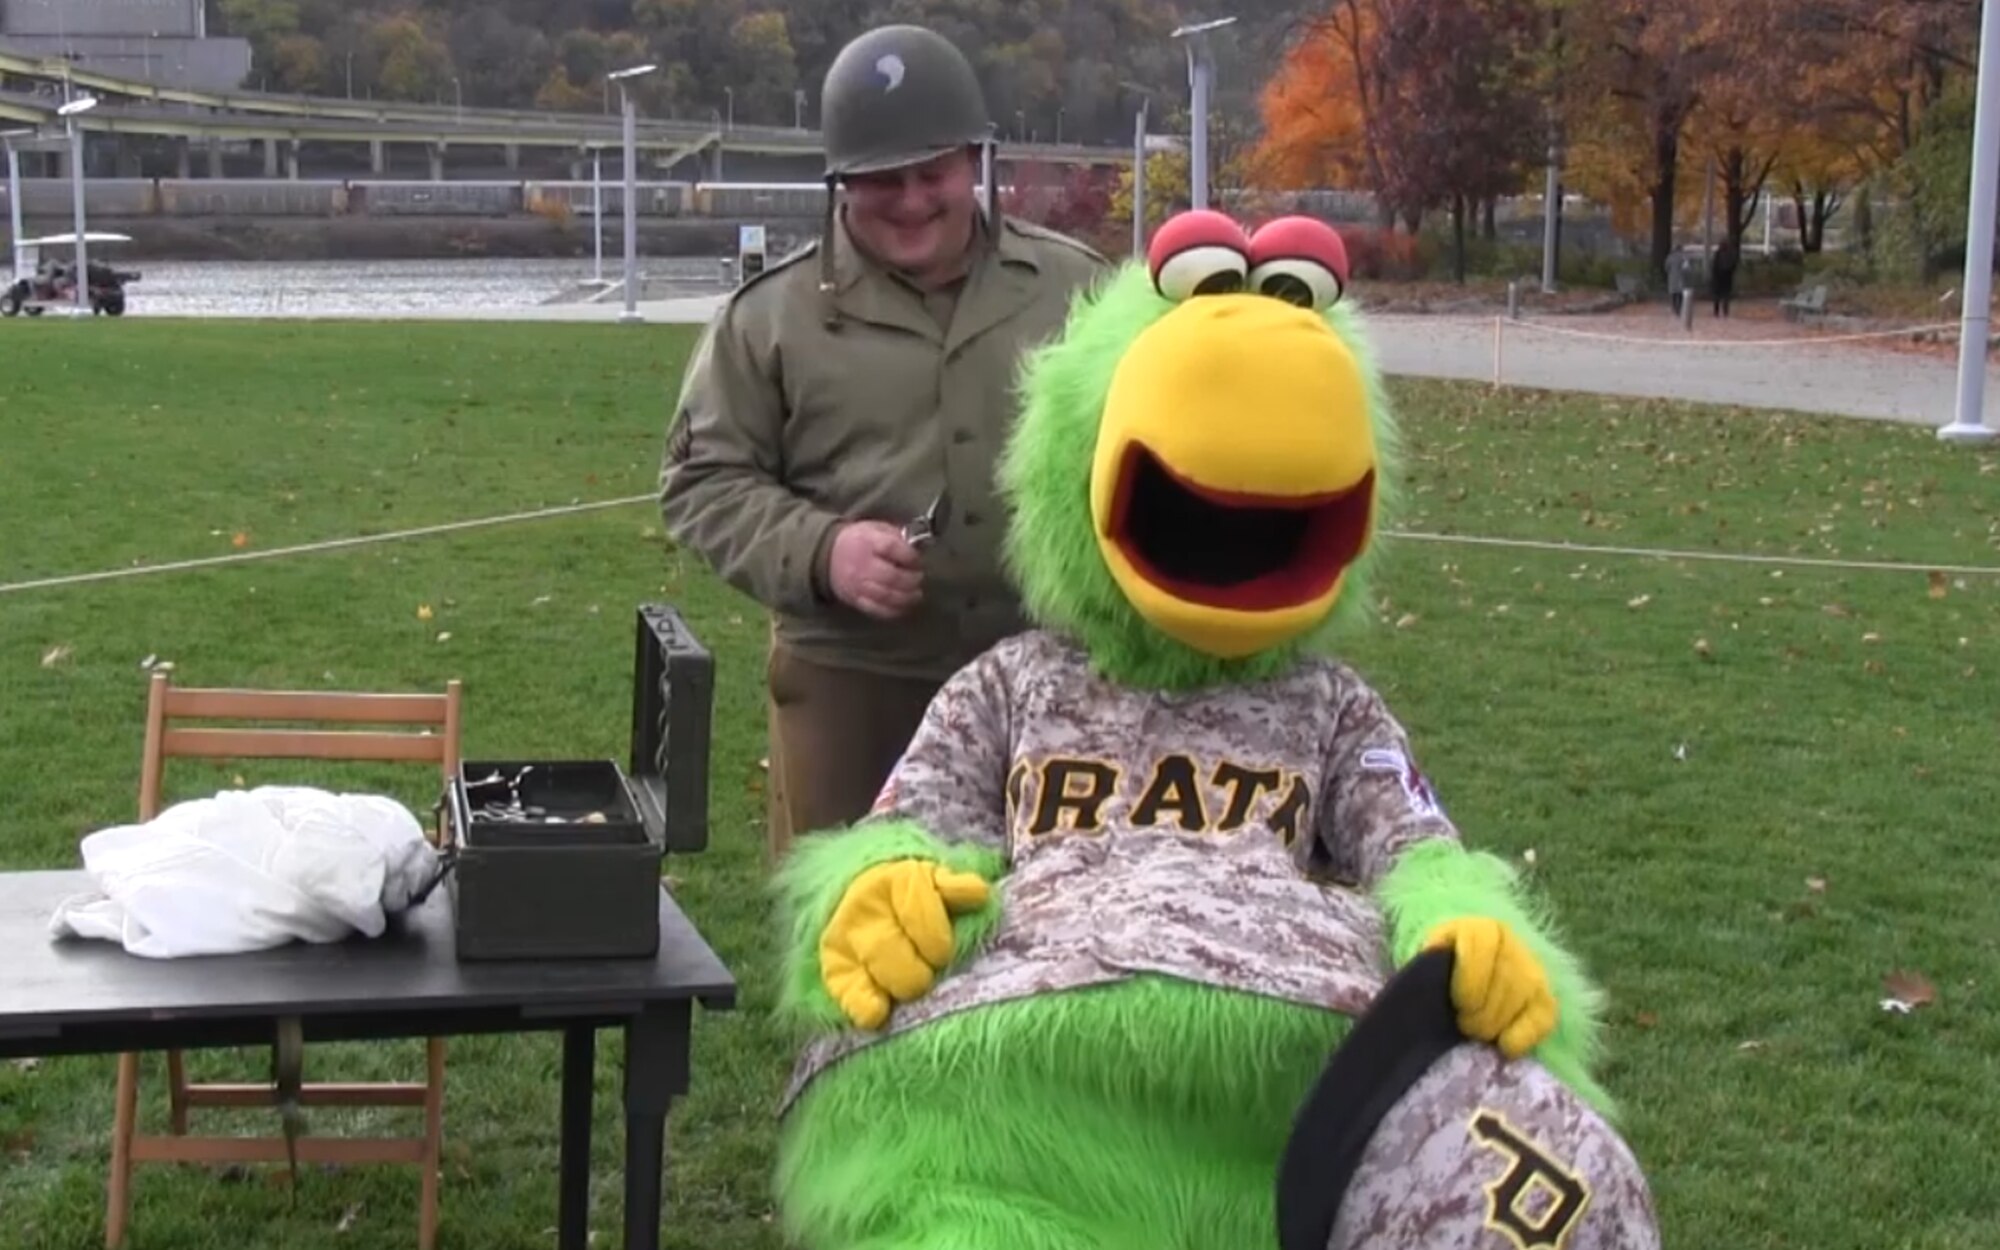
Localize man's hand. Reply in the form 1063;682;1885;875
819;859;990;1030
1421;917;1557;1058
827;521;925;620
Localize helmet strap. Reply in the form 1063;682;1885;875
982;140;998;225
818;175;842;329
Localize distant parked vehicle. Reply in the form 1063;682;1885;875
2;233;142;317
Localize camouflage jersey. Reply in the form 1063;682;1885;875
781;628;1462;1111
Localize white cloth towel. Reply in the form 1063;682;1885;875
48;785;441;958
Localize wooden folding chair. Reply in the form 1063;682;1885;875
106;669;464;1250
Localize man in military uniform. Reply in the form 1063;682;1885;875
658;23;1108;857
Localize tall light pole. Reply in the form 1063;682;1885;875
1171;17;1236;212
58;96;98;316
2;127;35;282
608;63;657;326
1118;80;1152;257
1940;0;2000;443
592;147;605;285
1134;101;1149;254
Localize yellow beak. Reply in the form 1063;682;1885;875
1089;294;1378;659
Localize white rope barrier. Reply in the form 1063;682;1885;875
0;495;655;596
1501;317;1963;349
4;492;1996;599
1383;529;2000;577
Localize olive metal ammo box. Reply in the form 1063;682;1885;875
443;604;713;961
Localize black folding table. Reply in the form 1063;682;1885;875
0;869;738;1250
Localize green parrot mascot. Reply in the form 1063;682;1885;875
768;209;1662;1250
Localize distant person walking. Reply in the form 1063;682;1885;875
1664;249;1688;318
1711;238;1739;317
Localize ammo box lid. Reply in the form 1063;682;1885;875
627;602;713;854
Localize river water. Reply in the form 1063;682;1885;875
43;256;735;318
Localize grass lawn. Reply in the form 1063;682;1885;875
3;318;1999;1249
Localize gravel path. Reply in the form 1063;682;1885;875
384;291;1999;429
1363;310;1997;428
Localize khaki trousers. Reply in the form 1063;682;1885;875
764;641;943;860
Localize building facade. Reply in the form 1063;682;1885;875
0;0;251;92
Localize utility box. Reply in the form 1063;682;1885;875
442;603;714;961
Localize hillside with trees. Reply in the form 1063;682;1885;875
206;0;1303;149
207;0;1987;296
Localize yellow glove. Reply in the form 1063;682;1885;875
1422;917;1557;1059
819;859;991;1031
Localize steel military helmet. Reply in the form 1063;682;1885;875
820;24;995;177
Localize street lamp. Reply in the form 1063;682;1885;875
2;127;37;282
57;95;97;316
607;63;658;325
1940;0;2000;443
1117;81;1153;257
1171;16;1236;212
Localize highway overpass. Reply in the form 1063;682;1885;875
0;48;1137;183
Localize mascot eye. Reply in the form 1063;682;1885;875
1148;209;1252;302
1247;216;1351;311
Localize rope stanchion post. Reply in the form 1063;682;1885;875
1491;316;1503;389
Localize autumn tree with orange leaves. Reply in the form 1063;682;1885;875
1248;0;1396;225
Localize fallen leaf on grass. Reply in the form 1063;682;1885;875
1627;594;1651;609
40;644;71;668
1394;613;1420;629
416;604;434;621
1693;637;1713;660
10;1057;39;1073
1633;1011;1659;1029
336;1202;364;1233
1928;570;1949;599
231;532;249;549
1822;603;1851;618
1736;1039;1766;1052
1881;970;1937;1013
1806;875;1828;894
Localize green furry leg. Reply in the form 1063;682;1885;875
775;977;1351;1250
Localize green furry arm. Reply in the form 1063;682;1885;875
1375;839;1618;1121
771;818;1008;1032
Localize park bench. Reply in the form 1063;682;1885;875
1781;283;1829;322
